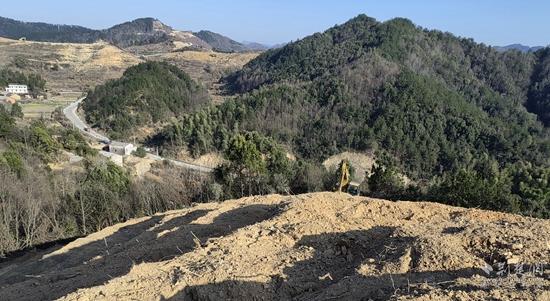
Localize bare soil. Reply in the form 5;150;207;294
0;192;548;301
0;38;142;91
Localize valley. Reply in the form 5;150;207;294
0;10;549;301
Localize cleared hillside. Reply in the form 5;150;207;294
0;192;548;301
0;37;142;91
0;36;258;96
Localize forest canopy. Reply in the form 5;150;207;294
153;15;550;217
83;61;209;139
0;68;46;93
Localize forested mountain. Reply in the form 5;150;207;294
102;18;210;49
495;44;545;53
527;48;550;126
194;30;249;52
193;31;268;52
0;16;262;52
177;15;550;174
0;16;101;43
153;15;550;217
242;41;270;51
83;62;209;138
0;16;193;48
0;16;172;46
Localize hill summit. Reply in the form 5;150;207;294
1;192;548;300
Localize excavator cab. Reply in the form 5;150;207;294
347;181;360;196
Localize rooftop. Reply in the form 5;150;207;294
110;141;133;147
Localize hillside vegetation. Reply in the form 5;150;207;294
83;61;209;139
0;16;100;43
0;104;216;256
0;68;45;93
102;18;171;48
0;17;172;47
527;48;550;126
154;15;550;217
0;16;257;52
194;30;249;52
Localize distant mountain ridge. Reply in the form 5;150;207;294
0;16;263;52
194;30;250;52
0;16;101;43
241;41;270;51
495;43;545;53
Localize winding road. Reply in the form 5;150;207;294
63;97;213;173
63;97;110;142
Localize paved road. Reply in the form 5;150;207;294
62;97;110;142
63;97;213;173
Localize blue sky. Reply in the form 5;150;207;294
2;0;548;46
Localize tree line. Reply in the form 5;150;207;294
0;68;46;94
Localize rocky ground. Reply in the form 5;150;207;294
0;192;548;301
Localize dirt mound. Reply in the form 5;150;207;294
0;193;548;301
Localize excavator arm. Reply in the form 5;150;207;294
337;159;360;196
337;160;351;193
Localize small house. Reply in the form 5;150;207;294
108;141;135;156
5;84;28;95
99;151;124;166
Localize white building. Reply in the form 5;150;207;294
5;84;28;95
108;141;135;156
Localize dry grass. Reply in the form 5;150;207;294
0;38;142;91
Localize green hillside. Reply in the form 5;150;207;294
154;15;550;217
163;15;548;172
194;30;249;52
83;61;209;139
527;48;550;126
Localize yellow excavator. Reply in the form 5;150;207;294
337;160;360;196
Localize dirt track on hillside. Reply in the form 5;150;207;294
0;192;548;300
